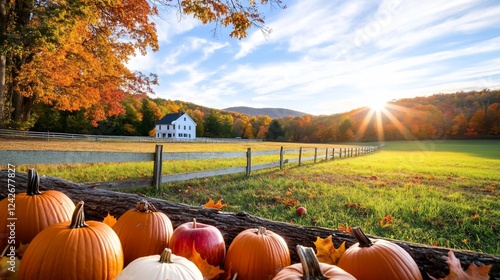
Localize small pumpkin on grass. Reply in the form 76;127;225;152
337;227;423;280
0;168;75;249
117;248;203;280
273;245;356;280
113;199;173;265
19;201;123;280
224;226;291;280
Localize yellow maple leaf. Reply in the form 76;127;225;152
188;243;225;280
203;198;227;210
103;212;118;227
313;235;346;265
429;250;491;280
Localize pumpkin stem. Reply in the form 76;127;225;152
297;245;329;280
26;168;42;196
193;218;197;228
351;227;373;248
135;200;158;212
159;248;174;263
256;226;267;235
70;201;88;229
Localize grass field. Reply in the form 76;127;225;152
1;138;499;254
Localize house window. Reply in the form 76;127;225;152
184;117;186;121
166;124;169;129
189;126;191;130
184;125;186;130
178;125;180;129
168;133;172;137
162;133;166;138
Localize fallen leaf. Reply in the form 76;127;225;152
1;246;20;280
103;212;118;227
188;243;225;280
313;235;345;265
429;250;491;280
15;243;29;258
204;198;228;210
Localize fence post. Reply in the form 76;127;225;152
153;144;163;190
325;148;328;161
314;148;318;163
298;147;303;166
280;146;284;170
332;148;335;160
246;148;252;177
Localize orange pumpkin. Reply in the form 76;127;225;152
113;200;173;265
19;201;124;280
337;227;423;280
224;226;291;280
0;168;75;249
273;245;356;280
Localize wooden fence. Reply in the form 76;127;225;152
0;144;383;190
0;129;262;143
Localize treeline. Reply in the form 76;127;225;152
27;89;500;142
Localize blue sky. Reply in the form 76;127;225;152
127;0;500;116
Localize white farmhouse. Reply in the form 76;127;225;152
155;111;197;140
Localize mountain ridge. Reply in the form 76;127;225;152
223;106;309;119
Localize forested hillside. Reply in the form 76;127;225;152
25;89;500;142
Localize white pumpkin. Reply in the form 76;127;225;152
116;248;203;280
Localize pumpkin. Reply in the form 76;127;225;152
224;226;291;280
116;248;203;280
337;227;423;280
18;201;124;280
113;199;173;265
0;168;75;249
273;245;356;280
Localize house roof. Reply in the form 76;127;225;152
156;111;184;125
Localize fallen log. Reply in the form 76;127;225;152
1;171;498;279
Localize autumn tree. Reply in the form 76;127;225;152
469;109;486;135
485;103;500;134
449;113;468;136
0;0;284;129
243;123;254;139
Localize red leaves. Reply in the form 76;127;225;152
377;215;393;227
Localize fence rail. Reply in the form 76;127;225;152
0;129;262;143
1;143;383;190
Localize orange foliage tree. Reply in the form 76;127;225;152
0;0;284;129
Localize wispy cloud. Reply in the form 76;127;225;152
139;0;500;115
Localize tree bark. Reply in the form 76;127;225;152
1;171;498;280
0;54;5;128
0;0;7;129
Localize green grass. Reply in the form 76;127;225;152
3;139;499;254
135;140;500;254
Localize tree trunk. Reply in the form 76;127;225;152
0;171;498;280
0;0;7;129
0;54;5;128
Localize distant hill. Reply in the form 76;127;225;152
223;106;308;119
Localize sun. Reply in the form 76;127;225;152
369;99;387;112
